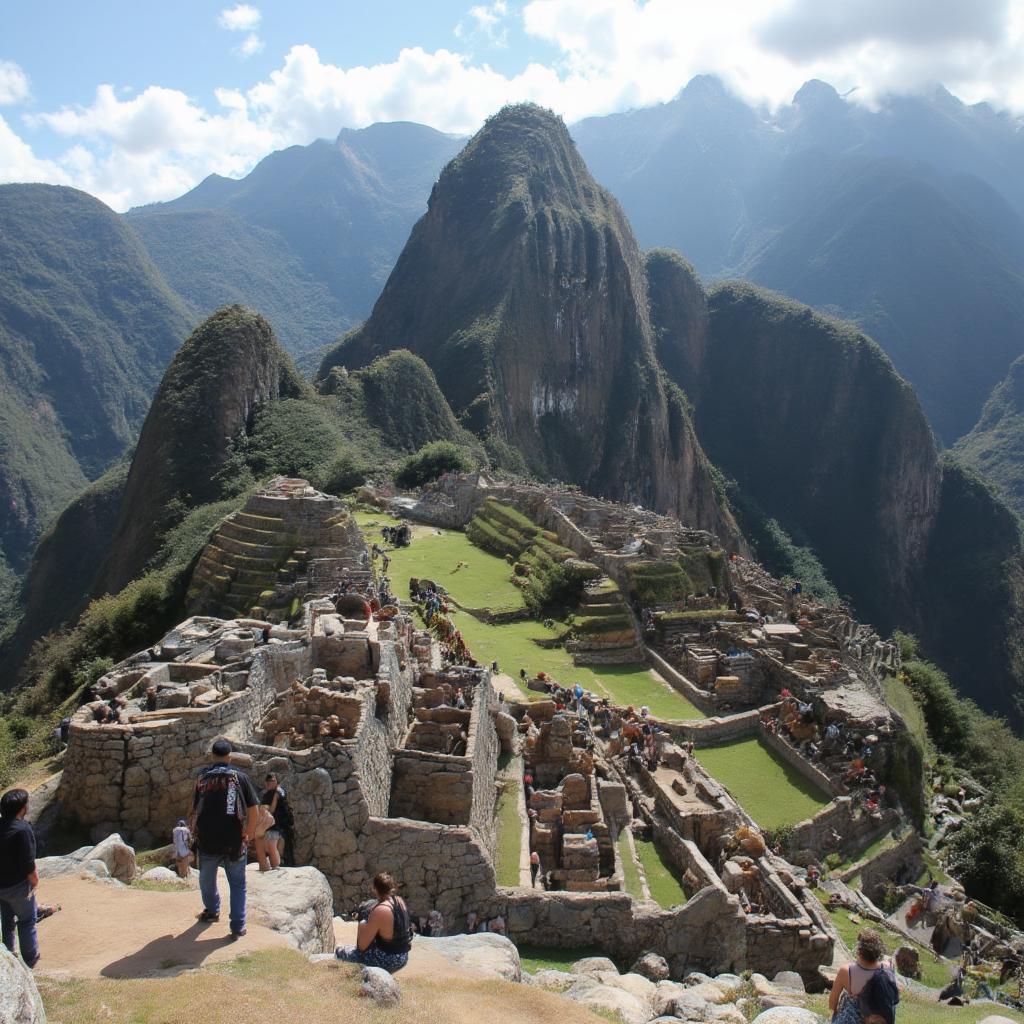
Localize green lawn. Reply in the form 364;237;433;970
358;512;524;611
616;830;644;899
355;514;706;719
494;782;523;887
695;738;830;829
515;944;607;974
634;836;688;909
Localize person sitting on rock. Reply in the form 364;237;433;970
335;872;412;974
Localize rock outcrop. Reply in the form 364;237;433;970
318;104;735;541
0;945;45;1024
247;865;336;953
95;306;306;594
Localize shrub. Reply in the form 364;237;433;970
317;450;371;495
394;442;475;488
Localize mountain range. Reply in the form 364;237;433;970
4;89;1024;725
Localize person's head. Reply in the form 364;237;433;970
856;929;886;965
0;789;29;820
372;872;398;899
265;773;278;788
211;738;232;761
176;818;187;828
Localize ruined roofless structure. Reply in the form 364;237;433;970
55;474;927;982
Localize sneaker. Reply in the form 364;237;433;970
230;927;247;939
197;909;220;923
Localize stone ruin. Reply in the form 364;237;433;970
52;474;940;983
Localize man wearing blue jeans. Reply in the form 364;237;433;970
0;788;39;968
191;739;259;939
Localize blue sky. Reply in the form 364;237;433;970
2;0;1022;210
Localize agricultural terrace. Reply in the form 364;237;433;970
695;737;831;830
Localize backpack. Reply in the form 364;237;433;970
858;966;900;1024
192;765;251;856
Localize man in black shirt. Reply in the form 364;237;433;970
191;739;259;939
0;788;39;967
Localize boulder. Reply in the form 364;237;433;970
673;990;713;1020
530;969;576;992
415;933;521;982
87;834;137;882
360;965;401;1007
565;974;652;1024
707;1007;746;1024
247;865;336;953
760;996;808;1010
493;711;518;752
713;973;743;991
773;972;806;993
751;1007;823;1024
632;951;671;981
977;1018;1020;1024
572;956;619;975
0;944;45;1023
655;981;688;1016
751;974;781;997
140;867;187;885
683;981;733;1005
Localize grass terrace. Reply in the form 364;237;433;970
616;830;643;900
494;781;523;887
355;511;706;720
633;836;688;909
695;737;830;829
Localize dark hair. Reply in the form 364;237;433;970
265;773;277;782
0;789;29;820
372;872;398;897
211;738;232;757
856;929;886;963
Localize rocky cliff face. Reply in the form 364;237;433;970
95;306;305;594
319;105;734;541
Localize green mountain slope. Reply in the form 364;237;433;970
956;357;1024;518
0;183;190;573
128;122;464;353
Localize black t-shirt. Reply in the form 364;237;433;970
193;763;259;856
0;817;36;887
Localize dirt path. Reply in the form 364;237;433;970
33;875;290;979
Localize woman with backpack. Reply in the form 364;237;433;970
830;929;900;1024
335;872;412;974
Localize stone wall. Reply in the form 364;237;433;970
790;797;901;862
760;728;844;797
646;648;718;715
58;641;310;845
390;750;474;824
839;830;923;904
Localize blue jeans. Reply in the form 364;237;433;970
198;851;247;933
0;879;39;967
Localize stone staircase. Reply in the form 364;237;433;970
187;477;366;620
569;578;645;665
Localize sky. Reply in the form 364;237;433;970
2;0;1024;211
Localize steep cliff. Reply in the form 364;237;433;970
0;183;190;572
94;306;305;594
955;356;1024;518
319;105;734;540
668;280;1024;723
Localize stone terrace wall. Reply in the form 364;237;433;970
390;750;474;824
359;816;501;922
646;649;718;716
839;830;923;904
760;728;844;797
468;673;499;857
790;797;901;862
504;886;751;979
58;642;309;845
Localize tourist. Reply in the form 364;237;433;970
530;850;541;887
192;739;260;938
172;818;192;879
428;908;443;936
0;789;39;968
256;773;288;872
829;929;899;1024
335;872;412;973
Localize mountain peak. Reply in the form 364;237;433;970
792;79;842;109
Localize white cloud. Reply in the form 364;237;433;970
6;0;1024;211
218;4;261;32
456;1;510;47
0;61;30;106
0;114;69;185
219;5;264;58
237;33;265;58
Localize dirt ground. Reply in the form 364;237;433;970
33;875;291;979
